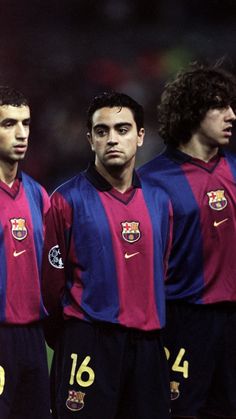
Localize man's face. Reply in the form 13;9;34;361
0;105;30;164
87;106;144;172
196;105;236;147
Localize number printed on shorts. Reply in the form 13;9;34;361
69;353;95;387
164;347;189;378
0;366;5;395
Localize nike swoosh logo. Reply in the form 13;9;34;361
213;218;229;227
13;250;26;257
124;252;140;259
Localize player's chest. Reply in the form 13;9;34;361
0;192;33;240
72;189;156;247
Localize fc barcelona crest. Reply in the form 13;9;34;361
66;390;85;411
207;190;227;211
10;218;27;240
170;381;180;401
121;221;141;243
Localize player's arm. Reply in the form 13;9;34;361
164;199;173;278
42;191;70;348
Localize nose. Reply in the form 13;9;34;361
107;129;118;144
226;106;236;121
16;123;28;139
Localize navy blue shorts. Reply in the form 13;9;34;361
51;319;170;419
0;323;51;419
164;302;236;418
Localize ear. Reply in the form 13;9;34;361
87;132;95;151
137;128;145;147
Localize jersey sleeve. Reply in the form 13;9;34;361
42;190;71;348
164;199;173;279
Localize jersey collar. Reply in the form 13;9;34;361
165;145;225;164
85;163;141;191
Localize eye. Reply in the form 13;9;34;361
3;120;15;128
96;129;107;137
118;126;129;135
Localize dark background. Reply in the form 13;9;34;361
1;0;236;192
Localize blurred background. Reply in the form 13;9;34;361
1;0;236;192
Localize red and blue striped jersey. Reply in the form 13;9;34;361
43;165;173;330
138;147;236;304
0;172;50;324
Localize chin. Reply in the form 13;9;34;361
220;139;230;146
105;159;123;167
213;139;229;147
15;153;26;160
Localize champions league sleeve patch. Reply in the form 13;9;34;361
48;244;64;269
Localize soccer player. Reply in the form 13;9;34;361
138;63;236;419
0;86;51;418
42;91;172;419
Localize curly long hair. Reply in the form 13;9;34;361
158;62;236;147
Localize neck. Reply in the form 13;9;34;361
95;163;134;193
178;138;219;162
0;162;18;186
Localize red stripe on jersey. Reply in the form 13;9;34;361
1;182;46;323
182;157;236;303
98;189;161;330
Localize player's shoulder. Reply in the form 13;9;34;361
21;170;40;186
21;171;48;196
139;171;172;210
140;175;169;196
138;148;169;176
137;149;173;179
223;148;236;162
21;171;50;212
51;171;87;202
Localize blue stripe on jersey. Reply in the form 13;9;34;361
60;175;120;323
0;224;6;321
22;173;45;317
141;184;169;326
225;150;236;181
139;155;205;302
23;173;44;272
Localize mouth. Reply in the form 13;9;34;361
13;144;28;153
223;126;233;137
105;149;121;156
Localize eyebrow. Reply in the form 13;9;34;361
93;122;132;130
0;117;31;124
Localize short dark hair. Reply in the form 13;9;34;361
158;62;236;147
0;86;29;107
87;91;144;132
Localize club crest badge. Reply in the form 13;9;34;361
207;190;227;211
121;221;141;243
170;381;180;401
66;390;85;411
10;218;27;240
